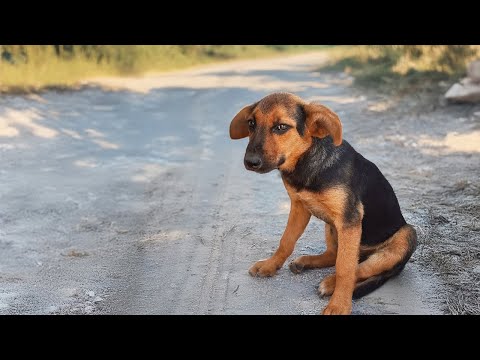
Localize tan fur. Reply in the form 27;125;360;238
304;103;343;146
229;94;343;172
318;224;415;298
249;198;311;277
230;93;411;315
229;103;257;139
325;223;338;251
285;182;365;314
286;184;349;225
290;223;338;272
323;223;362;315
276;134;312;173
356;224;412;281
247;101;314;173
284;180;365;315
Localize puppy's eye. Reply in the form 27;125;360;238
248;119;255;129
273;124;290;134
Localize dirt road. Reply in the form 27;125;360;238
1;52;479;314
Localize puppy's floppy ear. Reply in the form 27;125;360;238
229;102;257;139
304;103;342;146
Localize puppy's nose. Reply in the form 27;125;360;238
244;154;262;170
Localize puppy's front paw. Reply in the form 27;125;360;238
249;259;279;277
322;299;352;315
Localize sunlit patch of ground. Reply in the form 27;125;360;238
419;131;480;154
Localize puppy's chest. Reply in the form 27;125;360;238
283;177;347;225
294;190;339;224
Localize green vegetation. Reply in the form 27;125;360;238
0;45;320;93
319;46;480;93
3;45;477;95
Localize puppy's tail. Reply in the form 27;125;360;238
353;224;417;299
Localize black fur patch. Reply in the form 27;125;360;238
246;125;266;154
292;104;306;136
281;136;406;246
281;137;348;192
352;154;407;245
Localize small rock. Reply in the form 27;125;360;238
63;288;79;297
467;60;480;83
62;249;89;257
93;296;103;303
84;305;94;314
445;78;480;103
87;291;95;297
46;305;58;313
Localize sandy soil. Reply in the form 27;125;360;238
0;52;478;314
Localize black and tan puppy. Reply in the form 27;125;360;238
229;92;417;315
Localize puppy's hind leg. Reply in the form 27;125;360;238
353;224;417;298
290;223;337;274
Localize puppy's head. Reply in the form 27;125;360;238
229;92;342;173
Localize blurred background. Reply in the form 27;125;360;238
0;45;318;91
0;45;479;315
1;45;479;93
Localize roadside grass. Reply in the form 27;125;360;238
318;46;480;94
0;45;324;93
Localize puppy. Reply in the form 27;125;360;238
229;92;417;315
